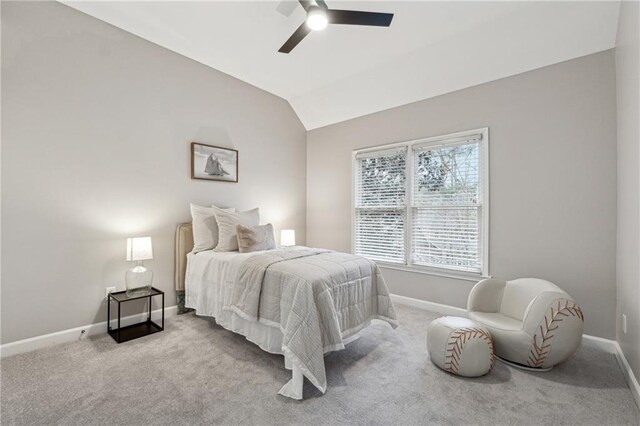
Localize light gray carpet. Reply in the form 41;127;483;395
1;304;638;425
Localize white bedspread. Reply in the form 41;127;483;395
185;250;285;354
186;247;398;395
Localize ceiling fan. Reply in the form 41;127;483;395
278;0;394;54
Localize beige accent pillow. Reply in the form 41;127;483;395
190;204;234;253
236;223;276;253
214;208;260;251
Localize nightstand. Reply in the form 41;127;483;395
107;287;164;343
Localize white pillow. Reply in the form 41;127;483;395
190;204;234;253
214;208;260;252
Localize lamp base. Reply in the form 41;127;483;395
125;265;153;297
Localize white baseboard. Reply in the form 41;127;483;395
580;333;616;353
614;341;640;410
0;305;178;359
390;293;467;317
390;293;639;409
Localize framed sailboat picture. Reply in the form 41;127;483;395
191;142;238;182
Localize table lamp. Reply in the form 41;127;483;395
280;229;296;247
125;236;153;296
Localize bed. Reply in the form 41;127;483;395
174;223;398;399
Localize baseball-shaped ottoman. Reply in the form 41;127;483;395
427;316;495;377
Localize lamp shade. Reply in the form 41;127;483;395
280;229;296;247
126;237;153;261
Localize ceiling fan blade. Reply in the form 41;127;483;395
315;0;328;9
298;0;312;11
328;9;394;27
278;22;312;53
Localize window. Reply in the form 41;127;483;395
353;129;489;276
354;147;407;264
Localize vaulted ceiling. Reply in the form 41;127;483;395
62;1;620;129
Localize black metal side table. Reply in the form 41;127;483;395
107;287;164;343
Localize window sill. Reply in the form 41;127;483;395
374;262;491;282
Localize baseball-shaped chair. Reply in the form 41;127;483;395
467;278;584;370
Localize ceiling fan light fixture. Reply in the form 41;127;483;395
278;1;393;53
306;8;328;31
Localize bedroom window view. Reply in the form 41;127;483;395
354;130;488;275
354;148;407;264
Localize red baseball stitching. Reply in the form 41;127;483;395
444;327;495;375
527;299;584;368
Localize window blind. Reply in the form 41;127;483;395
354;147;407;264
411;136;484;273
352;129;488;275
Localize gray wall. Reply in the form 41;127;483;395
307;51;617;339
1;1;307;344
615;1;640;380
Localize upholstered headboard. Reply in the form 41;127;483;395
174;223;194;291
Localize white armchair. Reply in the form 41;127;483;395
467;278;584;369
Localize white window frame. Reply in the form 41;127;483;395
351;128;490;281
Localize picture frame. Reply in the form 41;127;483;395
191;142;238;183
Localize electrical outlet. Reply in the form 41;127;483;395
105;286;117;299
622;314;627;334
